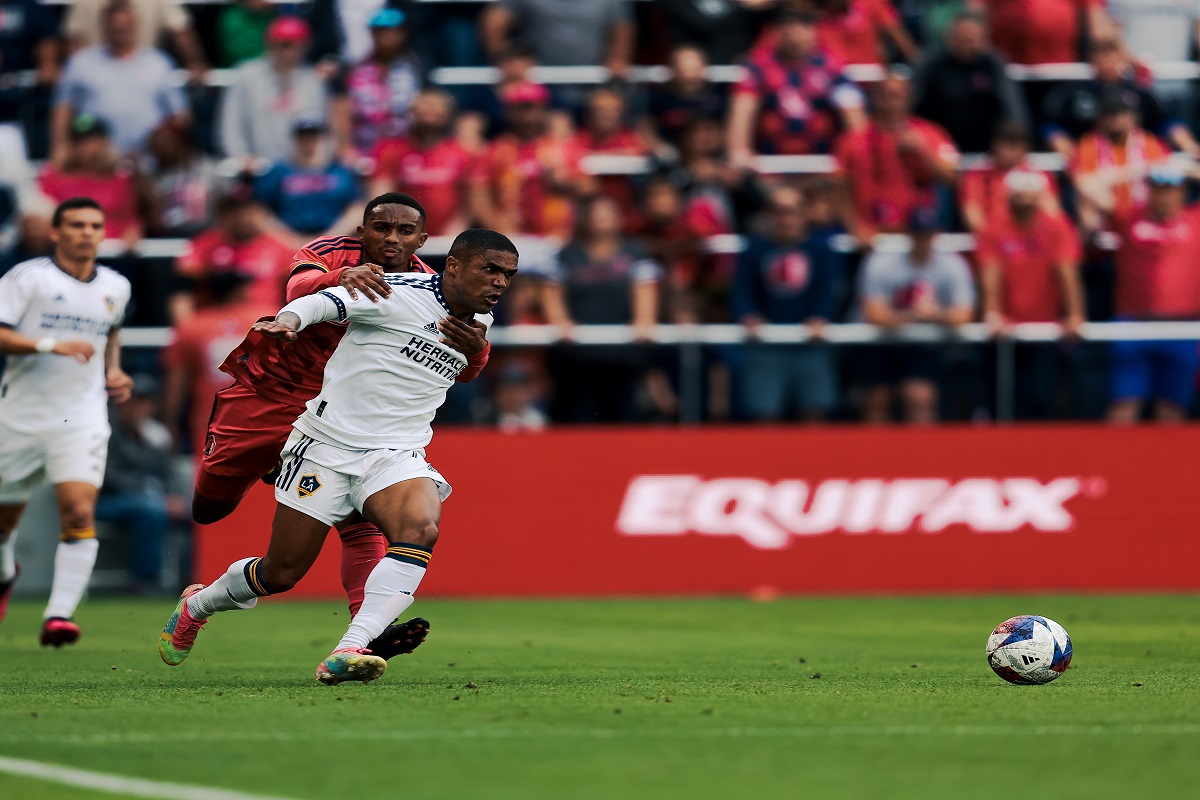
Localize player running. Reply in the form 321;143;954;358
192;193;490;658
0;197;133;645
159;229;517;683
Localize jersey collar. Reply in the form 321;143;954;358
430;273;454;316
50;255;98;283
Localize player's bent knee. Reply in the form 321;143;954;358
398;521;438;549
58;502;95;532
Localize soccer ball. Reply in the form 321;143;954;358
985;615;1073;685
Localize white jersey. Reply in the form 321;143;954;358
0;257;130;433
281;272;493;451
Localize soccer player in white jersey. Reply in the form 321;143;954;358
159;229;518;683
0;197;133;645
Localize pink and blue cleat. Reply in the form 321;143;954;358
159;584;208;666
316;648;387;685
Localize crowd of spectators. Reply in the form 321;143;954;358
0;0;1198;435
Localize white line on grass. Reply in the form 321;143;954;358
0;756;298;800
1;723;1198;748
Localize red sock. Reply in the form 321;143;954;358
338;523;387;615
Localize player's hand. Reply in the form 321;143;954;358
438;316;488;355
252;316;300;343
52;340;95;363
340;263;392;302
106;368;134;403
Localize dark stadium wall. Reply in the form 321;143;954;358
198;425;1200;596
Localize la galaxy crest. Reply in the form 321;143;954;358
103;296;116;314
297;474;322;498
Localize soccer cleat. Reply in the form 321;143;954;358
159;583;208;666
365;617;430;661
40;617;81;647
316;648;387;685
0;563;19;625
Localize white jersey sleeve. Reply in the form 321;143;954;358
0;263;37;328
279;286;389;331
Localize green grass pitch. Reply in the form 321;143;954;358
1;595;1199;799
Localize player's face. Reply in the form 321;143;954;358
358;204;427;271
50;207;106;262
444;250;519;314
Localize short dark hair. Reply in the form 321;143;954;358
364;193;426;227
52;197;105;227
447;229;519;264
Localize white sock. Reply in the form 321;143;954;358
187;557;262;619
0;532;15;583
335;558;427;651
44;538;99;620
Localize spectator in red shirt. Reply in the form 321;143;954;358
728;10;867;167
38;114;144;248
976;0;1112;65
1108;164;1200;423
575;87;646;225
169;189;295;322
815;0;920;65
370;89;472;237
960;121;1060;232
469;81;590;241
977;170;1085;418
161;270;274;455
834;73;959;238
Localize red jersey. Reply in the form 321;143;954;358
984;0;1099;65
1114;206;1200;319
975;209;1081;322
175;229;295;310
735;47;862;155
960;162;1060;228
816;0;899;66
574;127;646;223
162;301;275;451
471;133;583;239
373;136;472;236
834;118;959;234
39;165;141;238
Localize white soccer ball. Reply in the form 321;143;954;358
985;615;1073;685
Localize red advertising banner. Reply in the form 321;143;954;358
197;425;1200;597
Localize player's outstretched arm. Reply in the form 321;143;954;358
256;286;375;343
252;312;302;343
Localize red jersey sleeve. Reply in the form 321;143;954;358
287;267;345;302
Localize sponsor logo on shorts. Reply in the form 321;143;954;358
297;474;322;498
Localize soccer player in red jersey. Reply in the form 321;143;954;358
191;193;490;654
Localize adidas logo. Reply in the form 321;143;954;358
53;294;66;302
422;321;439;334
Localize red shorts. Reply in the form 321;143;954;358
196;382;307;503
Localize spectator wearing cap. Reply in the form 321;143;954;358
217;0;279;68
39;115;145;247
1108;164;1200;423
145;120;228;238
641;45;727;156
218;16;330;165
253;118;361;244
959;121;1060;233
332;7;425;162
814;0;921;66
734;185;842;422
912;11;1028;154
977;170;1085;418
1042;39;1200;162
856;206;976;423
96;373;183;593
65;0;208;79
371;89;472;236
481;0;634;84
469;81;589;241
169;189;294;323
729;11;866;167
162;269;275;456
834;73;959;239
1070;90;1172;234
52;2;190;165
978;0;1114;66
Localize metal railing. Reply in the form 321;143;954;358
120;321;1200;423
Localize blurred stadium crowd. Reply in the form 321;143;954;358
1;0;1199;448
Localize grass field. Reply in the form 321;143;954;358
1;594;1199;799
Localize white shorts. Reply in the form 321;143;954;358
0;421;110;505
273;430;452;527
